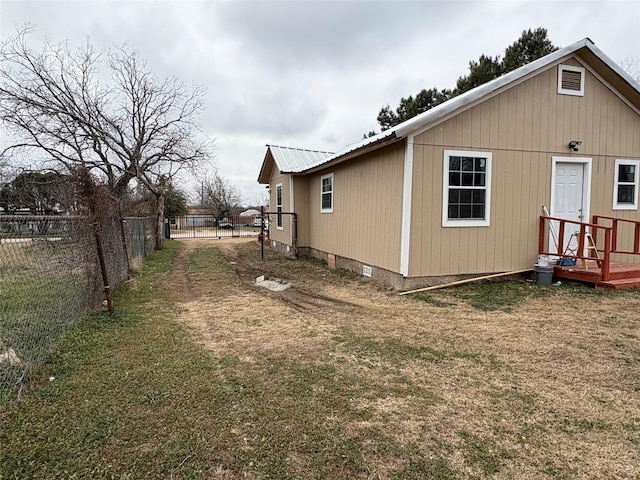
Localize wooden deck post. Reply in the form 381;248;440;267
557;222;565;256
539;216;545;254
602;229;611;281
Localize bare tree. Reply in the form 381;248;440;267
200;172;241;221
0;26;214;248
249;190;270;210
618;57;640;85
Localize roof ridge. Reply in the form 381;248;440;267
267;144;335;154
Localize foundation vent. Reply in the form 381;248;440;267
362;265;372;277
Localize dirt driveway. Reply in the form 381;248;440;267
166;238;640;479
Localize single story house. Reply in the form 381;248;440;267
169;207;211;229
240;209;261;217
257;38;640;290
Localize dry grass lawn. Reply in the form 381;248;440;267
168;238;640;479
2;237;637;479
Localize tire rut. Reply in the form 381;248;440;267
217;243;363;314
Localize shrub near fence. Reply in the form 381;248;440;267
0;214;155;405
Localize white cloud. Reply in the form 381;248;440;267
2;0;639;203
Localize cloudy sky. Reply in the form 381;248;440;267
1;0;639;204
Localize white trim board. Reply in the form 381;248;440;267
289;174;295;214
400;135;414;277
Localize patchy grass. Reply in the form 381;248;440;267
417;279;553;312
1;238;639;479
409;292;457;308
0;269;92;405
412;279;635;312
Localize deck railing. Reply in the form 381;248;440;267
538;215;613;281
592;215;640;255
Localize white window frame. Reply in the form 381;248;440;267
320;173;334;213
275;183;283;230
442;150;492;227
557;64;585;97
613;159;639;210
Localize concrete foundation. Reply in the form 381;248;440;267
270;243;532;291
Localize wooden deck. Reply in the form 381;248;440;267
539;214;640;290
553;260;640;290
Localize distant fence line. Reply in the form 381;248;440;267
167;214;262;239
0;214;156;405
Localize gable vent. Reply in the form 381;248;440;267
561;70;582;91
558;65;585;96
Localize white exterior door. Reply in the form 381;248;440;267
553;162;585;222
550;158;591;253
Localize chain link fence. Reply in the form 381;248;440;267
0;174;157;405
123;217;157;270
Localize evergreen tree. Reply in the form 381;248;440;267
371;28;557;133
163;183;189;218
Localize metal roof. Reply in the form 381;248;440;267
264;38;639;177
267;145;334;173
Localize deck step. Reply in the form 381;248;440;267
553;266;600;282
597;278;640;290
553;261;640;289
607;269;640;280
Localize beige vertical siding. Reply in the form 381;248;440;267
293;176;310;246
268;166;294;246
409;59;640;277
303;143;405;272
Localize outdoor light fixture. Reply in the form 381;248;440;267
569;140;582;152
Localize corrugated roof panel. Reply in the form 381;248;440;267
299;130;397;172
268;145;334;172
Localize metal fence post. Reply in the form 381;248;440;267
92;222;113;315
260;205;265;260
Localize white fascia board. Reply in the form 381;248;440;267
289;174;294;213
400;136;414;277
298;131;397;173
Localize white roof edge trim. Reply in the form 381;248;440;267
296;129;397;173
267;144;334;155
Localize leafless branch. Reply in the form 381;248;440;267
200;172;241;219
0;25;215;200
0;25;215;246
618;57;640;85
